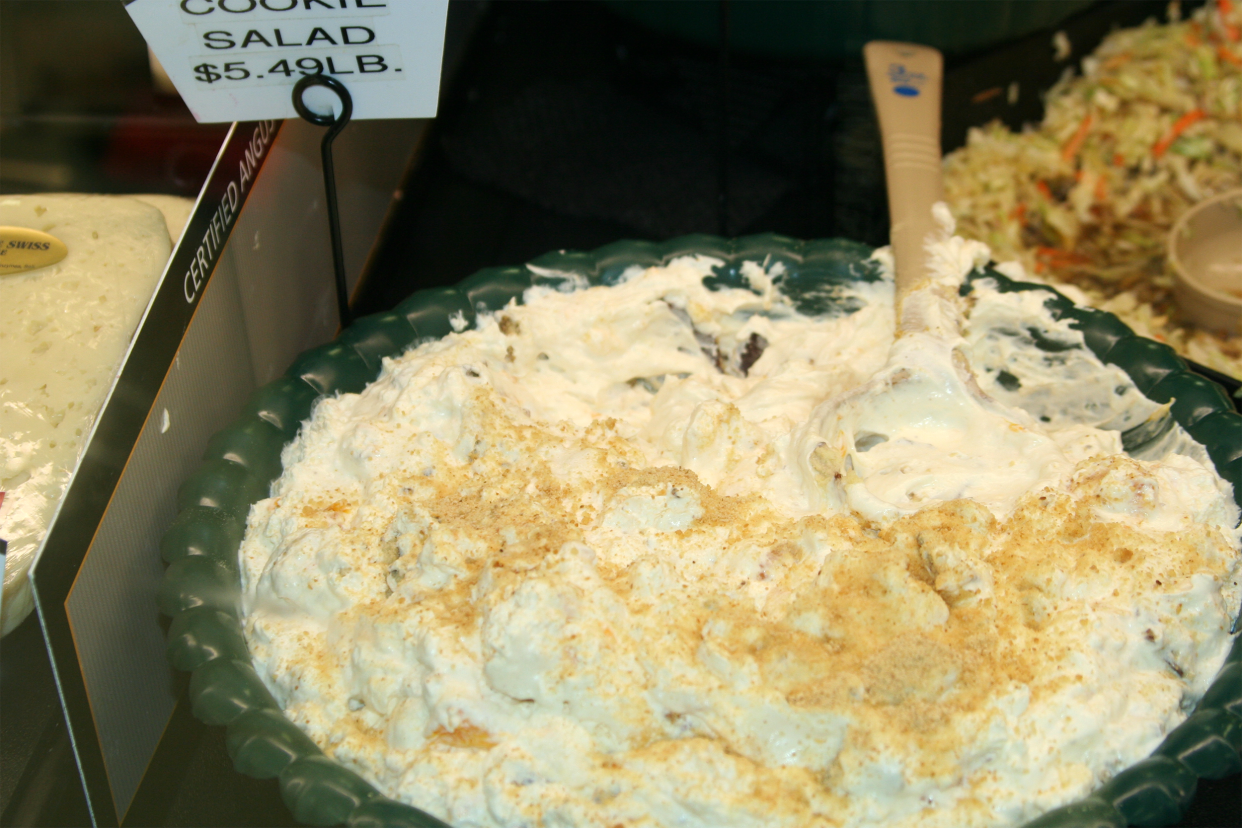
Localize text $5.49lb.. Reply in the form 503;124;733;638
192;53;395;84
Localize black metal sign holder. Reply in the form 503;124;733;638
292;73;354;329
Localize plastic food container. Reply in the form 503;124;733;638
158;235;1242;828
1168;187;1242;336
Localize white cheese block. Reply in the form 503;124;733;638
1;194;173;635
133;193;195;245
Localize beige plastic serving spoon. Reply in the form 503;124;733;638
797;40;1074;520
863;40;945;333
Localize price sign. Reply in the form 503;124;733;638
125;0;448;122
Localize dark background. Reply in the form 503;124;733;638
2;1;1238;826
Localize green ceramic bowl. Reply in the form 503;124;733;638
159;235;1242;828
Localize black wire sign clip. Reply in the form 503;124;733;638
292;73;354;329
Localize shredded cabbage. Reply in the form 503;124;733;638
945;0;1241;378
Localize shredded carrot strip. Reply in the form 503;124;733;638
1062;113;1093;162
1186;30;1203;47
1035;246;1091;265
1221;44;1242;65
1153;109;1206;158
1102;53;1133;69
971;86;1003;104
1036;180;1053;200
1217;0;1237;38
1220;0;1241;41
1009;202;1027;223
1094;175;1108;202
1112;152;1126;167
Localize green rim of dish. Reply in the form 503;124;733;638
159;234;1242;828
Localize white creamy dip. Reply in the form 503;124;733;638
240;241;1241;828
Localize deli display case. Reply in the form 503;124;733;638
2;2;1239;827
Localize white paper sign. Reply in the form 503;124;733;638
125;0;448;122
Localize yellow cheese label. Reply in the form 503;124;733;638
0;226;68;274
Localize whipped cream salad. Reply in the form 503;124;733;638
238;231;1240;828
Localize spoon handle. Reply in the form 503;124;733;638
864;41;944;320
